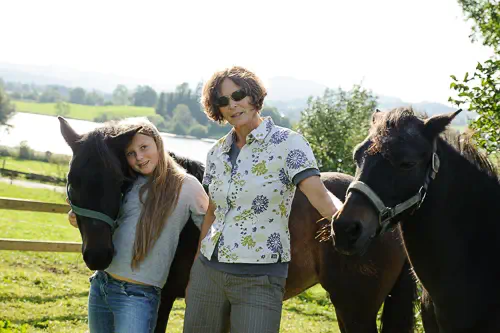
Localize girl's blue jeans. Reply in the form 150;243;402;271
88;271;161;333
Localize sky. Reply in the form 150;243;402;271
0;0;494;104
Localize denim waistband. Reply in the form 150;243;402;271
90;271;161;294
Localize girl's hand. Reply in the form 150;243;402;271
66;198;78;228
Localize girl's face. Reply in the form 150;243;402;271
125;134;159;176
218;79;259;128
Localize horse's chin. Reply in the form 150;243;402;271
83;247;114;271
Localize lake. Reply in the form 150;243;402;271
0;113;216;162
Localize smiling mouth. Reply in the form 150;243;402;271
138;161;149;168
231;112;244;118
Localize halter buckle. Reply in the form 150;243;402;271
416;186;427;209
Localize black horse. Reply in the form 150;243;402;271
60;117;419;333
333;107;500;332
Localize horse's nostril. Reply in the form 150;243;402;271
346;221;363;242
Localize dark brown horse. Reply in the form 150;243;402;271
60;117;418;333
333;107;500;332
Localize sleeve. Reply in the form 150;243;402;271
186;176;209;230
292;168;321;186
284;133;319;183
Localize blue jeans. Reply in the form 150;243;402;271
88;271;162;333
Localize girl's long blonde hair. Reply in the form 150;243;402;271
118;120;186;270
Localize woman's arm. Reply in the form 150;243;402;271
297;175;343;220
194;198;216;261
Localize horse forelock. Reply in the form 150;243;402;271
368;107;424;156
79;128;124;182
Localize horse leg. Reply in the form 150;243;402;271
420;287;440;333
154;292;176;333
334;313;347;333
332;304;378;333
319;253;380;333
379;259;417;333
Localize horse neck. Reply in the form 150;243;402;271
401;139;500;304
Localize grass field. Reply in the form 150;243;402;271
13;101;155;122
0;157;69;179
0;183;343;333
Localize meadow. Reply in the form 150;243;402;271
12;101;155;122
0;157;69;179
0;182;342;333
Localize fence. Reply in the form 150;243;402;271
0;197;81;252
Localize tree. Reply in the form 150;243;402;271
55;101;70;117
113;84;129;105
156;92;167;117
85;90;104;106
133;85;158;107
261;106;292;128
0;86;15;125
449;0;500;154
70;87;86;104
296;85;377;175
165;82;207;124
39;88;62;103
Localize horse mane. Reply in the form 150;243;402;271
370;107;499;182
168;152;205;183
442;130;499;182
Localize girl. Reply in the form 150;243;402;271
69;120;208;333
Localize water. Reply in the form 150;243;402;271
0;113;216;162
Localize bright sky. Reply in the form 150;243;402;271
1;0;493;104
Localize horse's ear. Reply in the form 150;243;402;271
372;109;383;124
58;116;82;151
423;109;462;138
108;127;143;151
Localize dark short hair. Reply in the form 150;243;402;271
201;66;267;123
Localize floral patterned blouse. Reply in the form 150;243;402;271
201;117;318;263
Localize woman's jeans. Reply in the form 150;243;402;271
88;271;161;333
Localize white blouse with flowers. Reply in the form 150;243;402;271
201;117;318;264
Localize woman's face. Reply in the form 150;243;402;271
125;133;159;176
218;79;259;128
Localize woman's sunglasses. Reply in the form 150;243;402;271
215;89;247;107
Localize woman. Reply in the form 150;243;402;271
183;66;343;333
68;120;208;333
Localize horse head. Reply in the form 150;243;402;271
332;107;461;255
59;117;140;270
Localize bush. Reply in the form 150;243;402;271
188;124;208;138
19;141;34;160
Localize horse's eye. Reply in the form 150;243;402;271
399;161;416;170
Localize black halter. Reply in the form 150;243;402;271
346;140;440;235
66;183;118;232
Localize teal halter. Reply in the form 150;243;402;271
66;184;118;231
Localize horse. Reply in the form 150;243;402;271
332;107;500;332
59;116;419;333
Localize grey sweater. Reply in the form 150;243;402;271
106;174;208;288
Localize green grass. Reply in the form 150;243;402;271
13;101;155;122
0;157;68;179
0;183;343;332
